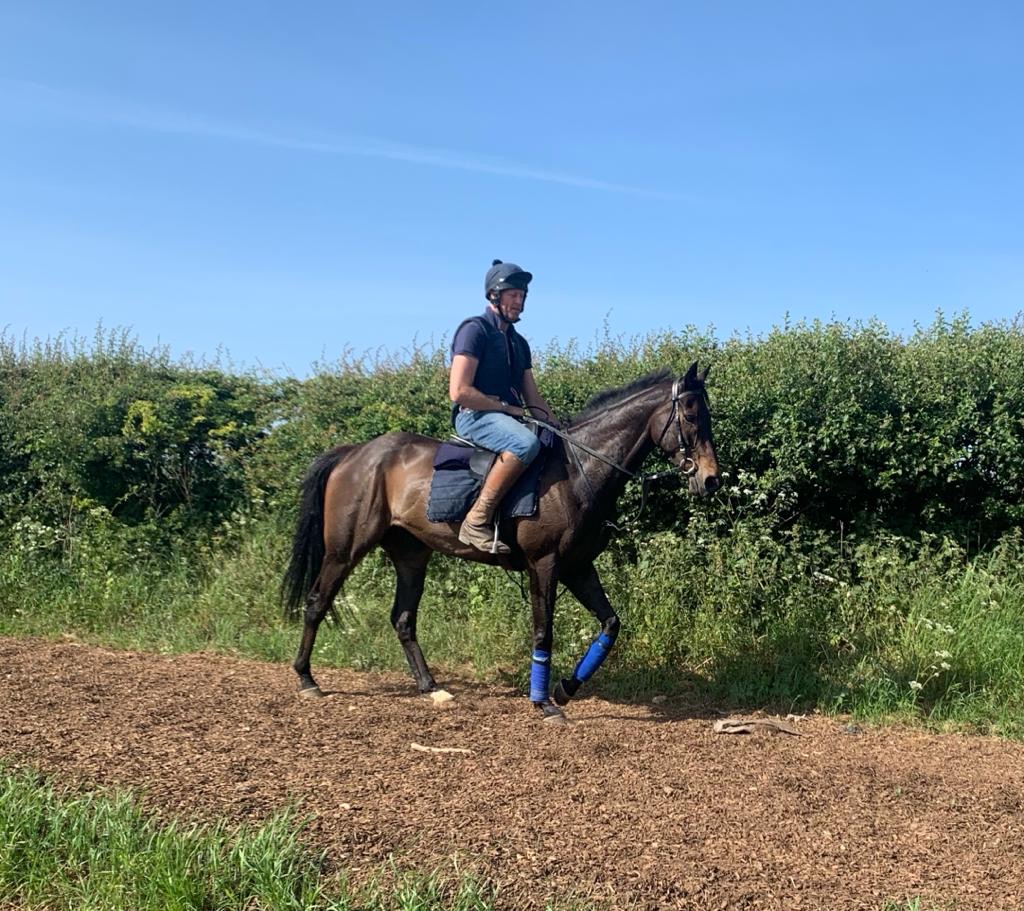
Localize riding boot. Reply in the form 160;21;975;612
458;452;528;554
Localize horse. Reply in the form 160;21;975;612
282;362;720;722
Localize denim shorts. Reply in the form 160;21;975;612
454;409;542;465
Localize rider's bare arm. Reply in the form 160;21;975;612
449;354;524;415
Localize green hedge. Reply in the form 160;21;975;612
0;330;270;544
2;313;1022;551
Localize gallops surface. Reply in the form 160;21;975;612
2;637;1022;910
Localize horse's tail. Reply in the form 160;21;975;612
281;445;355;618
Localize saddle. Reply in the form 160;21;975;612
441;435;500;478
425;433;554;524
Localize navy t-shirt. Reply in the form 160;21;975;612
452;308;533;370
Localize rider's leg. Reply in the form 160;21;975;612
458;451;527;553
453;410;542;554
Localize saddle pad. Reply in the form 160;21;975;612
426;447;549;523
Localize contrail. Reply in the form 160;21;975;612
2;78;684;200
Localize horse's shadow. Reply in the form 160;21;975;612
302;673;817;730
478;668;816;725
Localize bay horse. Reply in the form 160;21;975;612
282;363;720;721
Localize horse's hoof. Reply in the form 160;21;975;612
539;703;568;725
427;689;455;705
298;685;325;699
553;679;579;707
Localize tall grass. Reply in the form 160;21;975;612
2;513;1022;737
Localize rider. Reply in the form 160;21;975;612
449;259;556;553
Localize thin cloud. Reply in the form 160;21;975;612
2;78;683;200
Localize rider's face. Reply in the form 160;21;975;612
497;288;526;321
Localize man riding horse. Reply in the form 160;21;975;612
283;258;721;721
449;260;555;553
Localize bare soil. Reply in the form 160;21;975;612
2;636;1023;910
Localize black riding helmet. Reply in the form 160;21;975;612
484;259;533;300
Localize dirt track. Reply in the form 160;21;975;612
2;637;1023;910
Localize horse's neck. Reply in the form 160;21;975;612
567;388;662;510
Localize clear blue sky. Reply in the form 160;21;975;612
2;2;1021;375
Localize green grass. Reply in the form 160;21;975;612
0;519;531;678
0;767;508;911
2;518;1023;739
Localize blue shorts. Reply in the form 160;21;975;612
454;409;542;465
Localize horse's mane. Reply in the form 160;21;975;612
569;368;673;425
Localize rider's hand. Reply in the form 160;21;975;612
531;407;562;429
503;403;526;418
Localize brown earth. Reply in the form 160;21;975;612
1;636;1022;910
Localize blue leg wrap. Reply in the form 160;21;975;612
573;632;615;683
530;650;551;703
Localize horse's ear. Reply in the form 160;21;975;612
683;362;699;388
697;364;710;383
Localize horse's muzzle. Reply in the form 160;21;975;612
689;473;721;497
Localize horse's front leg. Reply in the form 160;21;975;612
527;555;566;723
553;562;620;707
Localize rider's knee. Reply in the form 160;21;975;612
515;432;542;465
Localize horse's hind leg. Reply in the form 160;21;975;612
381;530;439;695
293;555;349;697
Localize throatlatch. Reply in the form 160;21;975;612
553;624;619;706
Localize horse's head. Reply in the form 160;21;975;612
650;362;721;497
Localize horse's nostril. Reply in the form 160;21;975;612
704;476;721;494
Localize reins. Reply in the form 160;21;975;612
525;416;639;479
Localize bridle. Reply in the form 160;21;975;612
652;378;705;479
524;379;708;518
